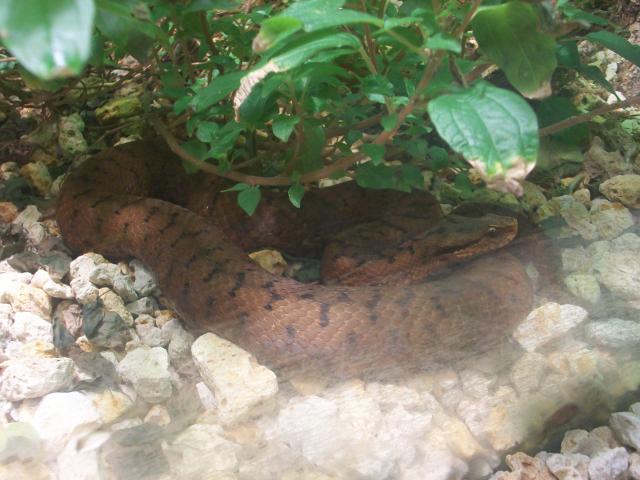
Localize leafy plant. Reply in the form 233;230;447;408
1;0;638;212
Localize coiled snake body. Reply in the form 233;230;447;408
56;141;535;375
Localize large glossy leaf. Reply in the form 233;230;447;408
0;0;95;79
281;0;382;32
427;82;538;193
472;1;557;98
191;71;246;112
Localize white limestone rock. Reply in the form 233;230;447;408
117;347;172;403
610;411;640;451
0;357;75;401
191;333;278;424
585;319;640;349
590;199;634;240
513;303;588;352
10;312;52;343
563;273;601;304
587;447;629;480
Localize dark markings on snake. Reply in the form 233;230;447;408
394;290;415;307
89;194;115;209
181;280;191;296
299;292;314;300
228;272;245;297
366;292;382;310
185;253;199;268
123;222;130;233
206;295;216;308
347;331;357;346
369;313;379;324
160;211;181;231
202;264;221;283
142;206;160;223
286;325;296;338
263;303;273;311
319;304;330;327
71;188;93;199
386;255;397;264
337;291;350;302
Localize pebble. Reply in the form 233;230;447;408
0;421;42;462
0;357;75;401
563;273;601;303
134;314;166;348
20;161;52;196
544;452;590;480
10;311;52;343
510;352;549;394
53;301;83;338
22;391;101;456
56;431;110;480
191;333;278;424
585;319;640;349
87;263;120;287
610;411;640;450
130;259;157;297
125;296;157;316
553;195;598;240
117;347;173;403
98;288;134;326
0;201;18;223
593;251;640;300
31;269;74;299
0;282;52;320
81;299;130;348
587;447;629;480
630;452;640;480
599;174;640;208
165;424;240;478
590;198;634;239
58;113;88;155
112;274;137;303
513;303;588;352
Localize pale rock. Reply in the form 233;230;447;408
53;301;83;337
584;136;630;178
0;271;32;285
553;195;598;240
99;288;134;326
118;347;172;403
112;274;137;303
561;427;620;456
10;312;52;343
191;333;278;424
0;357;75;401
513;303;588;351
590;198;634;239
586;240;612;266
599;174;640;208
459;369;497;399
22;391;101;456
195;382;217;410
130;259;157;297
593;251;640;300
125;296;158;316
610;411;640;450
90;389;134;424
70;278;98;304
167;325;194;370
510;352;549;394
0;282;52;319
144;404;171;426
563;273;601;303
166;424;240;478
56;431;110;480
88;262;120;287
38;273;74;300
69;253;109;281
587;447;629;480
585;319;640;348
154;309;178;328
0;458;54;479
521;181;548;211
135;314;166;348
0;421;42;462
400;448;468;480
629;452;640;480
544;452;590;480
572;188;591;206
630;402;640;416
456;386;523;451
58;113;88;155
12;204;41;228
611;232;640;252
560;245;591;273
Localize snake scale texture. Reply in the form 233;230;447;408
56;141;535;375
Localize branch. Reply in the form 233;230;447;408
539;94;640;137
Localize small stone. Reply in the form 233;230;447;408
561;427;620;456
69;253;108;281
19;161;52;197
10;312;52;343
195;382;217;410
513;303;588;351
58;113;88;155
459;369;497;398
590;199;634;240
0;202;18;223
112;274;137;303
30;149;61;167
0;357;75;401
0;421;42;462
544;452;590;480
612;233;640;252
143;405;171;427
191;333;278;424
135;315;166;348
572;188;591;207
561;247;591;273
564;274;601;303
610;411;640;450
118;347;173;403
22;391;101;455
82;299;130;348
88;263;120;287
91;389;134;424
587;447;629;480
584;136;630;178
503;452;555;479
99;288;134;326
553;195;598;240
510;352;549;394
167;326;194;371
95;96;142;124
0;282;52;320
593;251;640;300
31;269;73;300
12;204;42;228
125;296;157;316
70;278;98;304
600;174;640;208
585;319;640;348
56;431;110;480
130;260;157;297
629;452;640;480
53;301;83;337
165;424;240;478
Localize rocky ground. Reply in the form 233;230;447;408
1;121;640;479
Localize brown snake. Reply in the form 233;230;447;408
56;141;535;375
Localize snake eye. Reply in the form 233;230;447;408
487;226;498;235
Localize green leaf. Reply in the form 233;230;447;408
180;140;208;174
537;96;589;146
472;1;557;97
268;31;361;71
238;186;261;216
298;121;325;173
195;121;220;143
279;0;382;32
0;0;95;79
426;32;461;54
427;82;538;178
253;16;302;52
288;183;305;208
223;182;250;192
586;30;640;67
381;113;398;132
272;115;300;142
355;163;395;189
556;41;614;93
361;144;385;165
560;6;608;26
191;71;246;112
207;122;244;159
